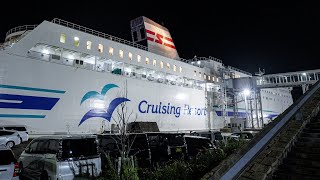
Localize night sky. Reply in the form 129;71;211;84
1;2;320;75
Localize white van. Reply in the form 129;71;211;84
19;135;101;179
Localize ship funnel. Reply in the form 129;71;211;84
130;16;180;60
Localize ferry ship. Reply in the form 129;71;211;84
0;16;293;135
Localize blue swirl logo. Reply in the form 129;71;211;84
79;84;130;126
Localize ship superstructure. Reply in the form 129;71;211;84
0;17;293;134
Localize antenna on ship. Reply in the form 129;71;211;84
255;68;265;76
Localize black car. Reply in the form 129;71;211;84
184;135;215;158
190;131;223;146
145;132;187;165
97;133;151;168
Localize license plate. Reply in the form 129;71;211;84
176;147;182;152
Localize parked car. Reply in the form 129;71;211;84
19;135;101;179
0;125;29;142
0;146;20;180
190;131;223;146
145;132;187;165
97;133;151;168
0;130;21;148
231;131;255;141
184;135;215;158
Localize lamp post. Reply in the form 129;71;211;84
242;89;250;128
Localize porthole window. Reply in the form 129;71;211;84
98;44;103;53
128;52;132;60
137;55;141;62
74;37;80;46
86;41;92;50
109;47;114;55
119;50;123;58
60;33;66;43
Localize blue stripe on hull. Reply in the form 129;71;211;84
0;114;45;118
0;94;59;110
0;84;65;94
215;111;278;119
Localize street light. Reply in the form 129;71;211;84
242;89;250;96
242;89;251;128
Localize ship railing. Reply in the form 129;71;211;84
228;65;252;76
5;25;38;38
208;56;223;63
52;18;149;52
188;56;223;64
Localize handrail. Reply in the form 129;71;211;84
209;56;223;63
220;79;320;179
5;25;38;38
228;65;252;76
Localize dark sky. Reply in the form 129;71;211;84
1;2;320;74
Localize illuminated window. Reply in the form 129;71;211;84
60;33;66;43
153;59;156;66
128;52;132;60
74;37;80;46
98;44;103;53
166;63;170;70
204;74;206;79
146;57;149;64
119;50;123;58
179;67;182;73
137;55;141;62
86;41;92;50
160;61;163;68
208;76;211;80
212;76;215;81
109;47;114;55
199;72;201;77
194;70;197;76
217;78;219;82
173;65;176;72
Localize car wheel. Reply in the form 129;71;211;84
40;171;48;180
6;141;14;148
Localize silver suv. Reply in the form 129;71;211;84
19;135;101;179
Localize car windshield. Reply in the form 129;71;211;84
214;133;223;140
167;134;185;146
0;131;15;136
4;126;26;131
129;134;148;149
62;138;98;158
0;150;16;165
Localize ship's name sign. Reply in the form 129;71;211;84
138;100;206;118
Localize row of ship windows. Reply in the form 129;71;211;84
262;96;291;103
59;33;217;82
261;89;290;98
